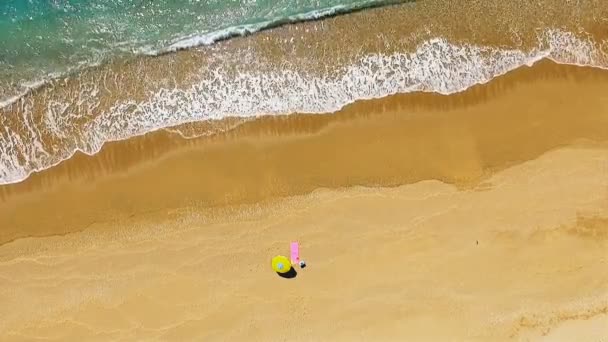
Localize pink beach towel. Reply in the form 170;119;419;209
290;241;300;264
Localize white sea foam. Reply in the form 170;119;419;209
0;66;102;110
0;29;606;186
150;1;388;54
0;1;385;109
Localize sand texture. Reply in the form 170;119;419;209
0;61;607;340
0;146;607;341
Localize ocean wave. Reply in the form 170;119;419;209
0;28;606;186
0;60;104;110
0;0;399;109
153;0;403;54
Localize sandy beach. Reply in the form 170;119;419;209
0;59;607;340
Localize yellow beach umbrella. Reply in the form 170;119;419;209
271;255;292;274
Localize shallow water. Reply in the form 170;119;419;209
0;0;606;186
0;0;396;100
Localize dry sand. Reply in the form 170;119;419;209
0;60;607;341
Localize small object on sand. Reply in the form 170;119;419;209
290;241;300;264
299;260;306;268
271;255;292;274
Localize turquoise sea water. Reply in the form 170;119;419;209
0;0;393;91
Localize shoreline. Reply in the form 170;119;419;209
0;0;406;110
1;60;608;246
2;0;607;187
2;2;608;340
1;54;606;189
0;50;607;341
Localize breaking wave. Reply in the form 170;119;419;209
0;28;606;186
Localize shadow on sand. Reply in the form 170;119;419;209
277;268;297;279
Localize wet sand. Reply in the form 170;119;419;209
0;60;607;340
2;60;608;245
3;0;607;189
